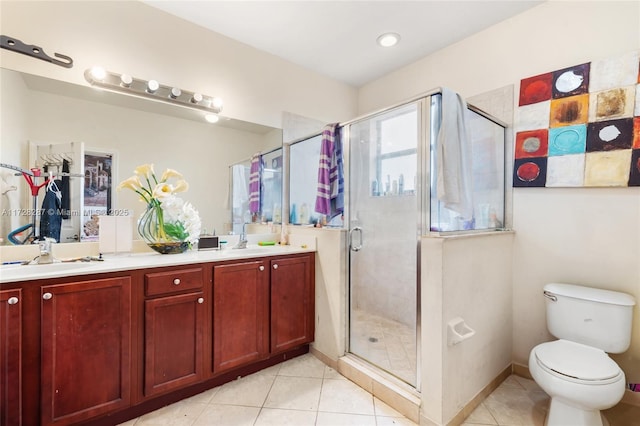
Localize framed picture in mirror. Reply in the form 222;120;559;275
81;149;116;242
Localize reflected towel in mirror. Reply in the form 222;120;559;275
249;153;263;214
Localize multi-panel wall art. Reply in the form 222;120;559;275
514;50;640;187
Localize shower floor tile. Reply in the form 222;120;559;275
350;309;417;386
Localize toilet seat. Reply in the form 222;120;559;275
534;340;622;385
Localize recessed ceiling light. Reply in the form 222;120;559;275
377;32;400;48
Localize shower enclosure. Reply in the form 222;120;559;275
344;91;506;389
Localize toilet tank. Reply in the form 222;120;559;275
544;283;636;353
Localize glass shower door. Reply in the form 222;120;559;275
347;102;420;387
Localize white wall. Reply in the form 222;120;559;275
422;232;514;425
0;0;357;128
0;70;30;242
358;0;640;384
289;226;348;362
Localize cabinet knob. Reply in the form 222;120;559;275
259;266;265;271
42;292;53;300
7;297;19;305
173;278;181;285
273;264;278;270
197;297;204;304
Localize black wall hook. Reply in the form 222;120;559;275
1;35;73;68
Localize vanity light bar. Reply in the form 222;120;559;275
84;66;223;115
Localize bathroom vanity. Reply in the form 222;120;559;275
0;247;315;426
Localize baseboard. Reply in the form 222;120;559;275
622;388;640;407
309;345;338;370
446;364;512;426
512;362;532;379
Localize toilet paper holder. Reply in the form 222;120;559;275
447;317;475;346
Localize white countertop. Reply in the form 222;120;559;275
0;244;315;284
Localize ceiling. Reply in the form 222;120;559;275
143;0;543;87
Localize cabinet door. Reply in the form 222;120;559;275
144;292;204;397
1;289;22;426
271;255;314;353
212;261;269;373
41;277;131;425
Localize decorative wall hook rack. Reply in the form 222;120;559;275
0;35;73;68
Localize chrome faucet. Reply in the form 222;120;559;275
233;223;248;249
36;238;56;264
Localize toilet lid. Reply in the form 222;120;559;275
535;340;621;381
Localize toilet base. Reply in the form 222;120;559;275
546;398;610;426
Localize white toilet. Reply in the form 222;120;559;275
529;283;636;426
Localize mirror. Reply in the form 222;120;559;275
0;68;283;245
229;147;283;236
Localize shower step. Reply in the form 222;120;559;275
337;354;421;424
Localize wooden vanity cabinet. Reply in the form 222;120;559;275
1;288;22;426
143;267;206;398
270;255;314;354
40;276;132;426
212;260;270;373
211;253;315;373
2;251;314;425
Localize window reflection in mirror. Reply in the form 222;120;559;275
229;147;282;236
288;135;343;228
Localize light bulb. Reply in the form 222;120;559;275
170;87;181;99
211;97;223;109
90;66;107;81
146;80;159;93
120;74;133;87
191;93;203;104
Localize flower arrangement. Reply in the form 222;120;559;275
117;164;201;253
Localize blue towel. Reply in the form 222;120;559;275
315;124;344;218
39;179;62;242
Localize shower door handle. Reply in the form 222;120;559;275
349;227;363;252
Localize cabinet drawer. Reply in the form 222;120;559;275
145;268;203;296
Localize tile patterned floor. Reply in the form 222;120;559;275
350;309;417;386
119;354;640;426
463;374;640;426
118;354;416;426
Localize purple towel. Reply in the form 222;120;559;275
315;124;343;217
249;154;262;214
